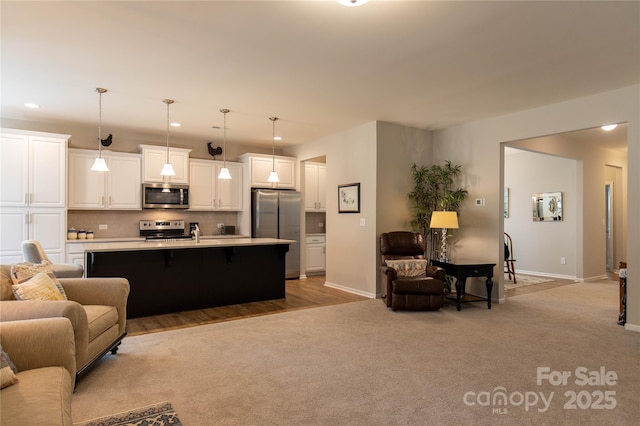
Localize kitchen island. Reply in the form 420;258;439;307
84;238;293;318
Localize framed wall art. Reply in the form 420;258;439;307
338;183;360;213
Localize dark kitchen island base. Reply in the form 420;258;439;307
86;243;289;318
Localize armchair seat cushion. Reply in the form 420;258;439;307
393;277;444;295
84;305;119;342
1;366;73;425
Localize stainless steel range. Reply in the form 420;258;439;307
139;220;193;241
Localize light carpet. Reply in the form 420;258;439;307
73;281;639;425
73;401;181;426
504;275;554;290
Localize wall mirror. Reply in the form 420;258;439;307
532;192;563;221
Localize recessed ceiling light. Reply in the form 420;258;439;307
24;103;40;109
601;124;617;131
170;122;181;127
273;136;282;141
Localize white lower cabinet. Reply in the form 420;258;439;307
305;235;326;274
0;208;66;264
66;243;86;275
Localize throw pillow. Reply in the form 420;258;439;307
12;272;67;301
1;349;19;389
10;261;67;299
385;259;428;278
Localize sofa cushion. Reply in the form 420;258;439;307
385;259;428;278
10;261;67;299
1;349;19;389
84;305;119;342
393;277;444;295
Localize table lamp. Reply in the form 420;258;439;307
430;211;459;261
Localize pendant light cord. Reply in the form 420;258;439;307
270;116;278;171
165;100;170;161
221;108;229;168
96;88;106;158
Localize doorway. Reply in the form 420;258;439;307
502;124;628;285
605;181;613;272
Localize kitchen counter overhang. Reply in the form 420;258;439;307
83;237;293;252
84;238;294;318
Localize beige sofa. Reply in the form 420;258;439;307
0;318;75;426
0;264;129;379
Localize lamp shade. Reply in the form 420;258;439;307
430;211;459;229
218;167;232;180
91;157;109;172
267;171;280;183
160;163;176;176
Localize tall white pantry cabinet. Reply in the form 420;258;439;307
0;129;69;264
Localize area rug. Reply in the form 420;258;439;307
504;274;553;289
74;401;181;426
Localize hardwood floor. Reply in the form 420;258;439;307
128;272;619;336
504;272;619;298
126;275;367;336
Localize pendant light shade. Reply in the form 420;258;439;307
91;88;110;172
218;108;232;180
267;117;280;183
160;99;176;177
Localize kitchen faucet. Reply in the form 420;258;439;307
192;224;200;243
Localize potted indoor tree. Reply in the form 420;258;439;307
408;160;468;262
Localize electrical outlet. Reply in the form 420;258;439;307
561;257;566;265
99;224;108;230
217;223;224;229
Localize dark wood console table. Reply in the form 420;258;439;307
618;261;627;326
430;259;495;311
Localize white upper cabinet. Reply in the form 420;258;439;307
189;159;243;211
305;162;326;212
68;149;141;210
0;130;67;208
240;153;296;189
139;144;191;184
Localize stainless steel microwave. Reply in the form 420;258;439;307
142;183;189;209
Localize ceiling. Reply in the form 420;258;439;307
1;1;638;149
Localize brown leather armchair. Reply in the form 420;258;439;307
380;231;446;311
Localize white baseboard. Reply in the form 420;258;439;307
324;281;376;299
624;322;640;333
514;269;578;281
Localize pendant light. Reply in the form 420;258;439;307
217;108;232;180
267;116;280;183
160;98;176;177
91;88;110;171
336;0;369;6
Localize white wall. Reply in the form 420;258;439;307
504;150;578;278
289;121;432;297
433;85;640;331
289;122;378;297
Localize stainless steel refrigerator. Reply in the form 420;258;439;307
251;189;301;279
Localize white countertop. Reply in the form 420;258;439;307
67;235;248;244
80;238;294;252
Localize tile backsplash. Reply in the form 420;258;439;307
68;210;239;238
306;212;326;234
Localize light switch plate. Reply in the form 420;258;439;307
359;218;366;226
